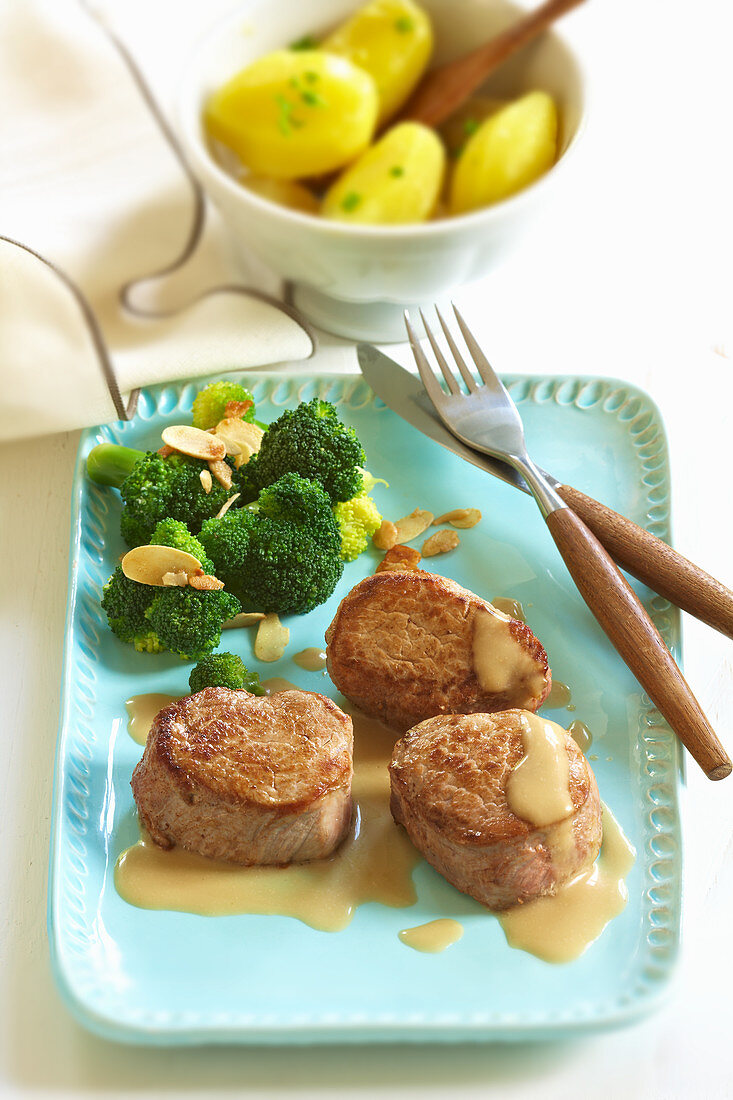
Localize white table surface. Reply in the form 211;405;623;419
1;1;732;1097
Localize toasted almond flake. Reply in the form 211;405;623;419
199;469;213;494
222;611;266;630
394;508;434;543
376;544;422;573
254;612;290;662
122;545;202;587
224;399;254;419
162;424;226;462
422;530;460;557
432;507;482;529
372;520;398;551
208;458;233;490
162;570;189;587
158;444;175;458
213;419;265;462
188;570;225;591
215;492;240;520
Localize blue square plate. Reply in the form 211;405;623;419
49;371;682;1044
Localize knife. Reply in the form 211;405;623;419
357;343;733;641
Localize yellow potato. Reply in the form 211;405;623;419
323;0;433;125
204;50;378;180
449;91;559;215
240;175;320;214
322;121;445;224
439;95;508;160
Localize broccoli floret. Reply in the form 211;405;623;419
87;443;256;548
145;588;241;661
188;652;265;695
119;452;249;548
149;518;214;573
334;495;382;561
199;473;343;614
101;567;164;653
100;524;241;659
249;398;366;503
191;381;255;430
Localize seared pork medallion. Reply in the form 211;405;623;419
131;687;353;865
325;570;551;732
389;710;602;910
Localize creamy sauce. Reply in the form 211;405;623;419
505;712;573;827
472;607;546;698
125;693;178;746
544;680;572;709
498;805;635;962
293;647;328;672
490;597;526;623
115;698;420;931
261;676;300;695
398;919;464;953
568;719;593;752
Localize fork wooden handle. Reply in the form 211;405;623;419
556;484;733;640
545;507;731;780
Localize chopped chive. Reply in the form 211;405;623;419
463;118;480;136
301;89;326;107
275;94;304;135
341;191;362;212
394;16;414;32
389;165;405;177
304;70;320;83
290;34;318;50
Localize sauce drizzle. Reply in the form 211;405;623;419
293;647;328;672
398;919;464;953
125;693;178;746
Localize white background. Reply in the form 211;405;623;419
1;1;732;1097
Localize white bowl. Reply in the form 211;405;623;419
177;0;587;341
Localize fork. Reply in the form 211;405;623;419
406;305;731;781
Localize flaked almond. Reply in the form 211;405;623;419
222;611;266;630
394;508;434;543
162;424;226;462
213;419;265;464
158;444;175;458
188;570;225;591
254;612;290;662
422;529;460;557
376;544;422;573
208;458;233;490
432;507;482;529
215;492;240;520
162;570;189;587
224;399;254;419
121;545;202;587
372;520;398;551
199;469;213;494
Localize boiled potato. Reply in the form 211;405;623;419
240;175;320;214
322;121;445;224
323;0;433;125
439;95;508;160
449;91;558;215
204;50;378;179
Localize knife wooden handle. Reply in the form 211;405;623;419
545;507;731;781
556;483;733;640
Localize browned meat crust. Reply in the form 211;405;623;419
389;710;602;910
131;687;353;865
325;570;550;732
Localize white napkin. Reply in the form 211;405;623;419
0;0;314;442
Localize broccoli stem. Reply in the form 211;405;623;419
86;443;147;488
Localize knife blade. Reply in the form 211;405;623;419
357;343;733;641
357;343;558;495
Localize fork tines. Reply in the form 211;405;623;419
405;304;511;404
